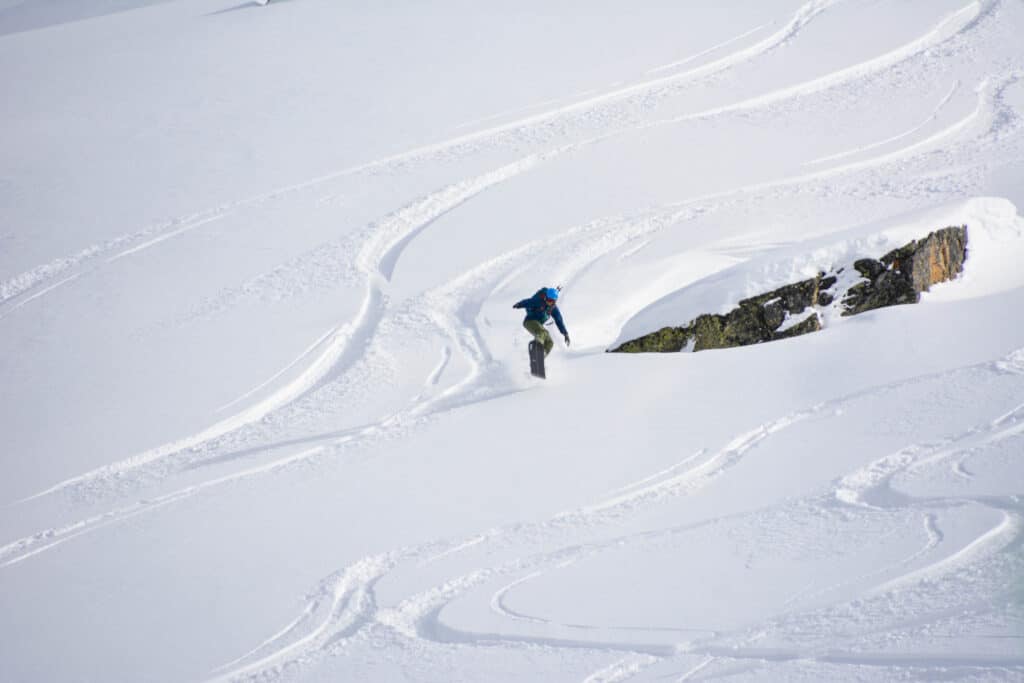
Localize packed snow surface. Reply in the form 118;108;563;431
2;1;1023;681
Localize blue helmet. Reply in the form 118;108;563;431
544;287;559;301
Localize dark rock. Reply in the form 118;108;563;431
741;273;835;316
842;270;918;315
773;313;821;340
853;258;885;280
721;303;770;347
880;242;916;270
815;274;838;307
762;299;786;330
777;278;817;313
842;226;966;316
840;281;871;312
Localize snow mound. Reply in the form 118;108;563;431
615;197;1024;347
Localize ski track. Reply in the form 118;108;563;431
3;0;983;320
4;55;1018;601
835;402;1024;510
778;512;945;612
5;40;1019;568
214;325;339;414
646;24;768;75
649;0;996;128
0;444;330;567
4;0;1007;501
0;271;80;322
580;655;661;683
0;0;830;313
16;144;580;503
675;656;717;682
866;511;1020;597
489;571;550;625
802;80;961;166
204;349;1024;682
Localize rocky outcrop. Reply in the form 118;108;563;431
841;226;968;315
613;273;835;353
610;226;967;354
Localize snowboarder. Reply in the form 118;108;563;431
513;286;570;357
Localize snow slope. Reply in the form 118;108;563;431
1;1;1023;681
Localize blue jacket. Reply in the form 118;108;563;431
514;290;568;336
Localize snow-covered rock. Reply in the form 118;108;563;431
612;225;969;352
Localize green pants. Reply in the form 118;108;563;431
524;319;553;356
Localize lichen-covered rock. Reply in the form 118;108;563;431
721;303;769;346
613;325;692;353
611;273;838;352
691;314;728;351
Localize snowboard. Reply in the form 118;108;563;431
528;341;546;379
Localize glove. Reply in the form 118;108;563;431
513;303;522;309
563;334;571;347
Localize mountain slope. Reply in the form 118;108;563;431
1;1;1023;681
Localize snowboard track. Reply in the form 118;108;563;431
204;349;1024;682
15;58;1018;508
0;0;999;318
4;39;1022;601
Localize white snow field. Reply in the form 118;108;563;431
2;0;1024;680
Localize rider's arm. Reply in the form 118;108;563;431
551;307;568;336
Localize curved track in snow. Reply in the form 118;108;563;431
18;60;1020;508
203;350;1024;682
4;3;1021;570
0;0;997;320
